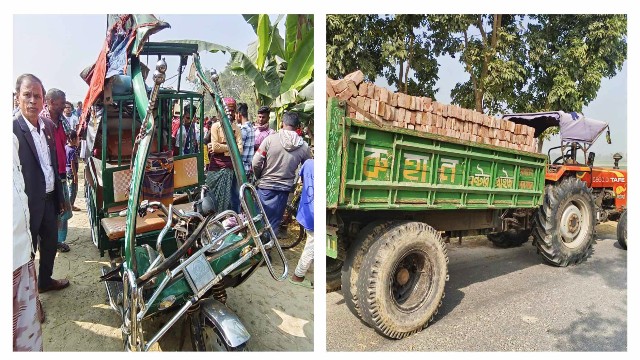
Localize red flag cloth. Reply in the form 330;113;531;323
78;15;132;136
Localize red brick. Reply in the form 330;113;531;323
344;70;365;85
326;77;336;97
358;82;367;97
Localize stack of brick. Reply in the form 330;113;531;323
327;70;537;153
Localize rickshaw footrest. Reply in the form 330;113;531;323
102;265;124;315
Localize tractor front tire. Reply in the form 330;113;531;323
617;210;627;250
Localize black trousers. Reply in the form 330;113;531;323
30;195;58;288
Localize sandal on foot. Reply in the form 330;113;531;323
288;277;313;289
57;243;70;252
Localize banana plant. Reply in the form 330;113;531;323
171;14;314;129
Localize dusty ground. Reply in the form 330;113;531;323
35;164;313;351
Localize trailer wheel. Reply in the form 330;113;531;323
487;229;531;248
341;221;394;319
533;177;596;266
357;222;448;339
326;257;343;293
617;210;627;250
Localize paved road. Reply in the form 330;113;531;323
326;223;627;351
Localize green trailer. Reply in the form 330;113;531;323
326;98;597;339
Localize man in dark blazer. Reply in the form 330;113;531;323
13;74;70;293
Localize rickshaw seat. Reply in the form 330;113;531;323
101;212;167;241
100;201;197;241
105;194;190;214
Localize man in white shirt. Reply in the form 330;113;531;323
12;73;70;293
63;101;79;131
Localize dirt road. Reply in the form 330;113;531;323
36;165;313;351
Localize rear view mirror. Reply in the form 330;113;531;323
588;152;595;166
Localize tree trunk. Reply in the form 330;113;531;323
475;90;483;112
397;61;404;92
404;36;414;94
537;137;544;153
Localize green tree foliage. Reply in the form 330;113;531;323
428;15;530;114
326;14;385;82
521;15;627;113
175;14;314;131
405;14;627;149
190;66;258;120
327;14;439;98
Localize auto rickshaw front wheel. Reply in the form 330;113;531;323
193;317;247;351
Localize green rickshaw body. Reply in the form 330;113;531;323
85;44;206;257
134;232;257;314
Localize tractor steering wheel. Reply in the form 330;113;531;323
552;143;584;165
552;153;573;165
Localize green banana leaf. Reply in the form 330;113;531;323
242;14;259;32
290;100;314;113
298;80;313;101
272;88;298;109
263;61;282;102
166;40;274;99
285;15;298;62
246;39;258;63
256;14;271;72
272;81;313;109
279;28;314;93
269;23;286;61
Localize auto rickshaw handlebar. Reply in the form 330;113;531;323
145;201;205;222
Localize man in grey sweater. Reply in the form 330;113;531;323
252;111;311;233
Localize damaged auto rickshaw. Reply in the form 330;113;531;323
81;14;287;351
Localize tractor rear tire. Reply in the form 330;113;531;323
532;177;596;266
617;210;627;250
341;221;394;319
487;229;531;248
356;222;448;339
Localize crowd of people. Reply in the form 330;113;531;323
199;98;315;288
12;74;315;351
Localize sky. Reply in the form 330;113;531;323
13;14;282;105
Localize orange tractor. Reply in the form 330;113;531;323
503;111;627;250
